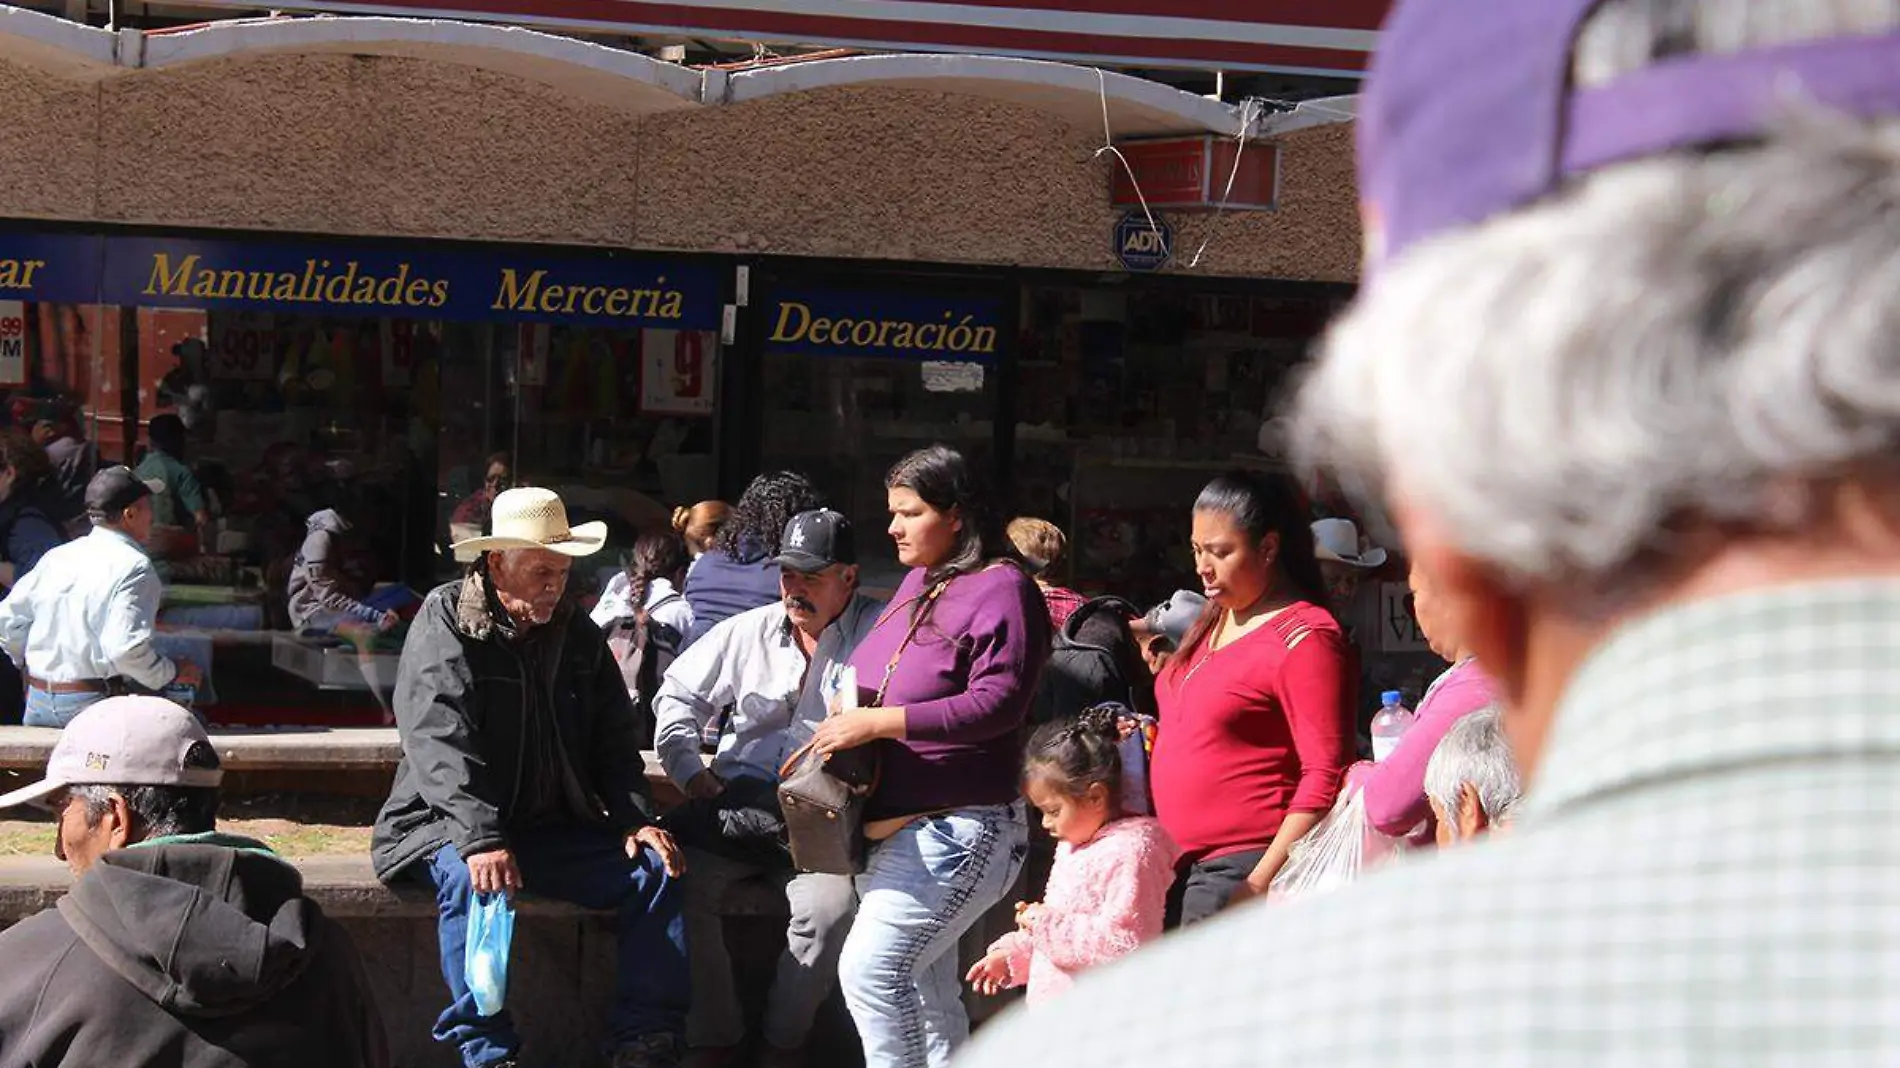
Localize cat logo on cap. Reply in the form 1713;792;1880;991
84;752;110;771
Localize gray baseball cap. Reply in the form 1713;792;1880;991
0;697;222;810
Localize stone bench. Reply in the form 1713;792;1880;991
0;852;788;921
0;726;682;805
0;850;818;1068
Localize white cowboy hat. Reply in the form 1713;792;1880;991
1311;517;1388;569
450;487;607;558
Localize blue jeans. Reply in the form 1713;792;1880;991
840;802;1029;1068
417;826;690;1068
23;688;103;728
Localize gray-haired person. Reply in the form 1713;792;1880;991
959;3;1900;1066
1421;706;1519;847
0;697;388;1067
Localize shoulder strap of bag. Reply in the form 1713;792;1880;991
871;577;953;706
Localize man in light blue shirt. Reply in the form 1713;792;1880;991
652;509;880;1065
0;467;198;727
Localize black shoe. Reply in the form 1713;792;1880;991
612;1033;683;1068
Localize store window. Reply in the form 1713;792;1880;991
758;285;1003;588
0;228;721;726
1012;284;1344;606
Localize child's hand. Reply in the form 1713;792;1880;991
1016;903;1047;930
966;952;1012;996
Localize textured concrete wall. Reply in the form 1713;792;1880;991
0;53;1359;282
0;60;100;220
639;87;1361;281
638;86;1108;267
94;54;643;245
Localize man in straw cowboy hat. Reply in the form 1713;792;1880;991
963;0;1900;1066
372;487;689;1068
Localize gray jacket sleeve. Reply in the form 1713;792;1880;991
288;528;383;628
392;596;507;858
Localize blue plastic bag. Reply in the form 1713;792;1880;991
463;890;515;1017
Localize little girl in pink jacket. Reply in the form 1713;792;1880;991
968;708;1181;1005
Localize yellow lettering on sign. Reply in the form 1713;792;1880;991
493;268;547;311
770;301;812;344
0;259;46;290
144;253;199;296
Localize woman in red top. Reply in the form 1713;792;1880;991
1149;471;1355;925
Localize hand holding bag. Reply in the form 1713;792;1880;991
463;890;516;1017
778;579;950;874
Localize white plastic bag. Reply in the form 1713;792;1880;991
1267;785;1404;902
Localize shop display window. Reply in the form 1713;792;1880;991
761;350;993;590
0;230;722;727
1011;285;1343;606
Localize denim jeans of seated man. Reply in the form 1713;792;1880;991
23;687;103;728
416;824;690;1068
840;801;1029;1068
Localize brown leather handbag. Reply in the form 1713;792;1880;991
778;580;950;875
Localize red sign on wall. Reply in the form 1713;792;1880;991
227;0;1387;75
1111;137;1281;211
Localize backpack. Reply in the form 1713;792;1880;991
603;593;684;748
1031;596;1150;725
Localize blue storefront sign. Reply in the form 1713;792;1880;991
0;229;721;330
1114;211;1173;272
0;232;107;306
765;289;1003;363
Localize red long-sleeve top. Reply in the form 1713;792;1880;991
1150;600;1355;863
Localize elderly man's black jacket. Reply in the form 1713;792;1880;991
371;571;657;881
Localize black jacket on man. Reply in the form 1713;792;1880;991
371;570;658;882
0;837;388;1068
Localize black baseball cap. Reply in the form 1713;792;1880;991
774;509;856;573
86;465;164;517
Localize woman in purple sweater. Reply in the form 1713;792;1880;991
812;445;1050;1068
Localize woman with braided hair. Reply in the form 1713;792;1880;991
966;705;1180;1006
592;531;695;641
592;531;695;744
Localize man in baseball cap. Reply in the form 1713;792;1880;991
0;465;198;727
961;3;1900;1066
650;509;878;1064
0;697;387;1065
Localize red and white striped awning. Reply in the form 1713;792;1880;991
246;0;1390;76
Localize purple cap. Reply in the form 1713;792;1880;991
1360;1;1900;269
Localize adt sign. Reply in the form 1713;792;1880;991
1114;211;1173;272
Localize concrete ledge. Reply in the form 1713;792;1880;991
0;726;669;782
0;851;789;921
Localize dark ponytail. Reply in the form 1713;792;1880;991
1172;471;1328;665
1022;704;1125;810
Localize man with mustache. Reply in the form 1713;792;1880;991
652;509;881;1068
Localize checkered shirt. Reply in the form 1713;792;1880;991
957;580;1900;1066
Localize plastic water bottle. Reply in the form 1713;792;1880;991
1369;690;1415;763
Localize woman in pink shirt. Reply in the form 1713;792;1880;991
1359;557;1499;838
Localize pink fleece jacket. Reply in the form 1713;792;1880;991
988;816;1181;1005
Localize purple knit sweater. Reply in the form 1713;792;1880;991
849;564;1051;820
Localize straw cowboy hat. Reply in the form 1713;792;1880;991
450;487;607;557
1311;517;1388;570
